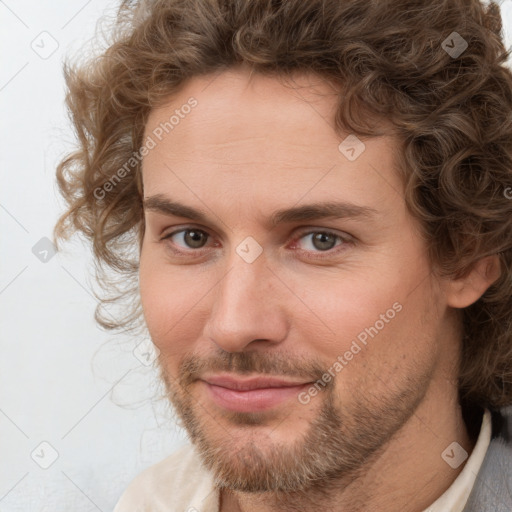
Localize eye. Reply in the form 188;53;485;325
162;228;212;252
291;229;352;259
160;226;353;260
295;231;341;251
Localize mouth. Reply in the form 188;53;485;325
200;373;313;413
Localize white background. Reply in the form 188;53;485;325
1;1;512;511
0;2;189;511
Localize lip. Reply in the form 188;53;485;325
200;374;312;413
202;374;311;390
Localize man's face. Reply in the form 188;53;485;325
139;68;451;492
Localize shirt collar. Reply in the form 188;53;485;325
422;408;492;512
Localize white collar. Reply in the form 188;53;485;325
423;408;492;512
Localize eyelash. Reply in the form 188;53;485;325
160;226;354;260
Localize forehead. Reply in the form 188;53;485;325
141;68;403;214
146;67;340;130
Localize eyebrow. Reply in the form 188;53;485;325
143;194;378;228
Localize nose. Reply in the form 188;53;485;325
202;255;289;353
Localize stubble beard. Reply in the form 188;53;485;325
159;358;433;499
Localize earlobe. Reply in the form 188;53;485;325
445;254;501;309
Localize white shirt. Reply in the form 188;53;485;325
424;408;492;511
114;409;492;512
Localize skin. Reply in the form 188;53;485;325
138;66;500;512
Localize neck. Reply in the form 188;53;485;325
219;377;477;512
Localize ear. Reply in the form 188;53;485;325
445;255;501;308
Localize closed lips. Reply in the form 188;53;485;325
201;375;311;390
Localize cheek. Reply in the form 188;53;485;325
138;250;210;358
297;268;437;384
328;292;438;399
139;252;163;332
296;272;405;351
139;249;177;346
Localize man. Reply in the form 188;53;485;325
53;0;512;510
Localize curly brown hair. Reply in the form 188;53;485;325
53;0;512;412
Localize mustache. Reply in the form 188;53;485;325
163;348;329;388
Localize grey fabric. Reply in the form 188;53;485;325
463;406;512;511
